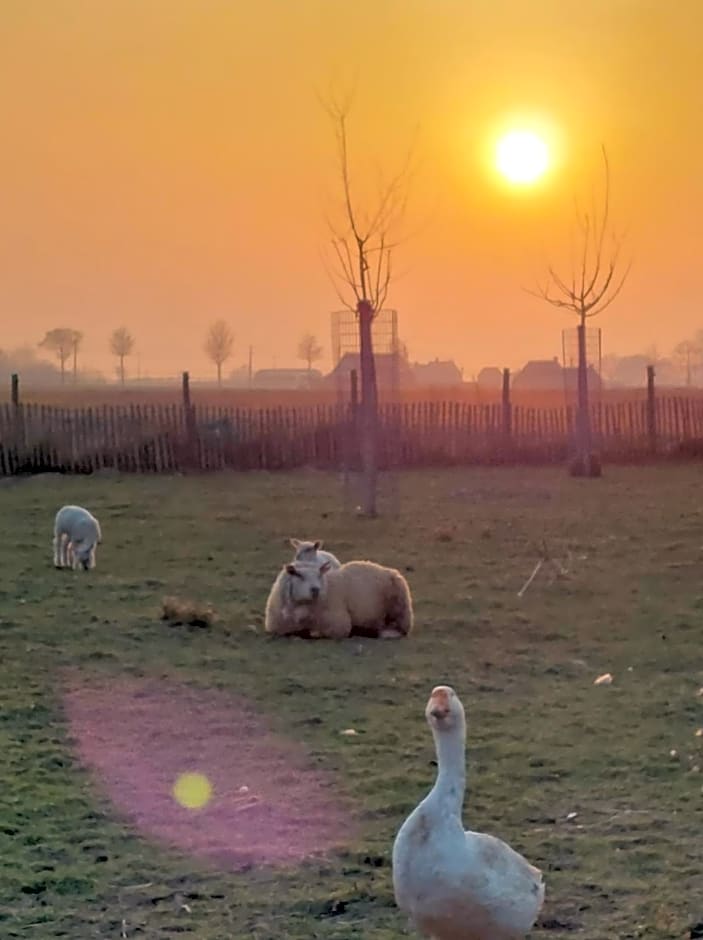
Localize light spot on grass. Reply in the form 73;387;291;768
63;676;353;871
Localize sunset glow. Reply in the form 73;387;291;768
0;1;701;376
496;130;550;185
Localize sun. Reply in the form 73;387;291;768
496;130;550;185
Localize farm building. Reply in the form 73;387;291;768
476;366;503;389
412;358;463;386
325;353;416;389
513;357;602;393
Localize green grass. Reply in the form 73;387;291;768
1;465;702;938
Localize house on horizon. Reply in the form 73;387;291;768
513;357;602;393
412;358;463;386
325;352;416;389
476;366;503;389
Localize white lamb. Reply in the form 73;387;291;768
265;559;413;640
289;537;341;570
53;505;102;571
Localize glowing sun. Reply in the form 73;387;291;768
496;130;550;185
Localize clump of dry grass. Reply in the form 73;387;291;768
433;524;457;542
160;595;216;628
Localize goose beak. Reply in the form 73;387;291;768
430;705;450;720
427;686;454;721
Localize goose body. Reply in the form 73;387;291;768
392;686;545;940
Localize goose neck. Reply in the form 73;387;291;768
431;724;466;813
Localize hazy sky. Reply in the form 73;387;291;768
1;0;701;379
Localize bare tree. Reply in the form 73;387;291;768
70;330;82;382
39;328;80;384
297;334;323;374
527;146;631;475
322;94;412;515
110;327;135;385
204;320;234;386
673;338;703;386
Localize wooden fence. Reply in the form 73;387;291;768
2;395;703;476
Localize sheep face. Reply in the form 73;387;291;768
288;538;321;563
285;561;332;603
72;542;94;570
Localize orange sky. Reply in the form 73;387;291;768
1;0;701;380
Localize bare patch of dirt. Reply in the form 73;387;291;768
62;675;354;871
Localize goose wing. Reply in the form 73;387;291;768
463;831;545;936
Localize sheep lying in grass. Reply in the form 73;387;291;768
289;537;341;570
53;505;102;571
265;559;413;639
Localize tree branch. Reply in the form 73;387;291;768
525;145;631;322
319;246;356;312
586;258;633;317
320;91;412;318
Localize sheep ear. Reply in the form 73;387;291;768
313;540;322;550
286;563;298;576
289;538;301;549
319;561;331;575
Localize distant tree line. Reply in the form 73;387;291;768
603;331;703;388
3;321;330;387
7;318;702;390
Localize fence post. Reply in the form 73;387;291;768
646;365;656;455
501;368;511;448
10;372;25;454
181;371;197;467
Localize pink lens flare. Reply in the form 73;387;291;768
63;676;355;870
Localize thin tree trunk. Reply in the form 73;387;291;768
358;299;379;517
73;346;78;383
576;319;592;460
217;362;222;386
60;358;66;384
120;357;125;385
569;321;599;477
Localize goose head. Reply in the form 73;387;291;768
425;685;465;734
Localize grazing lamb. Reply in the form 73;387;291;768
289;537;341;570
265;559;413;639
53;505;102;571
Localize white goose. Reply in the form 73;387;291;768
392;685;545;940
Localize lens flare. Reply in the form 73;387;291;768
173;771;213;810
64;678;351;871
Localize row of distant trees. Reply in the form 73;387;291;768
203;323;323;385
32;327;137;385
3;324;327;387
601;332;703;388
202;323;323;385
5;331;703;390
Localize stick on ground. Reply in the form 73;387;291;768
518;560;543;597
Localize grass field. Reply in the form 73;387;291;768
1;465;701;939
